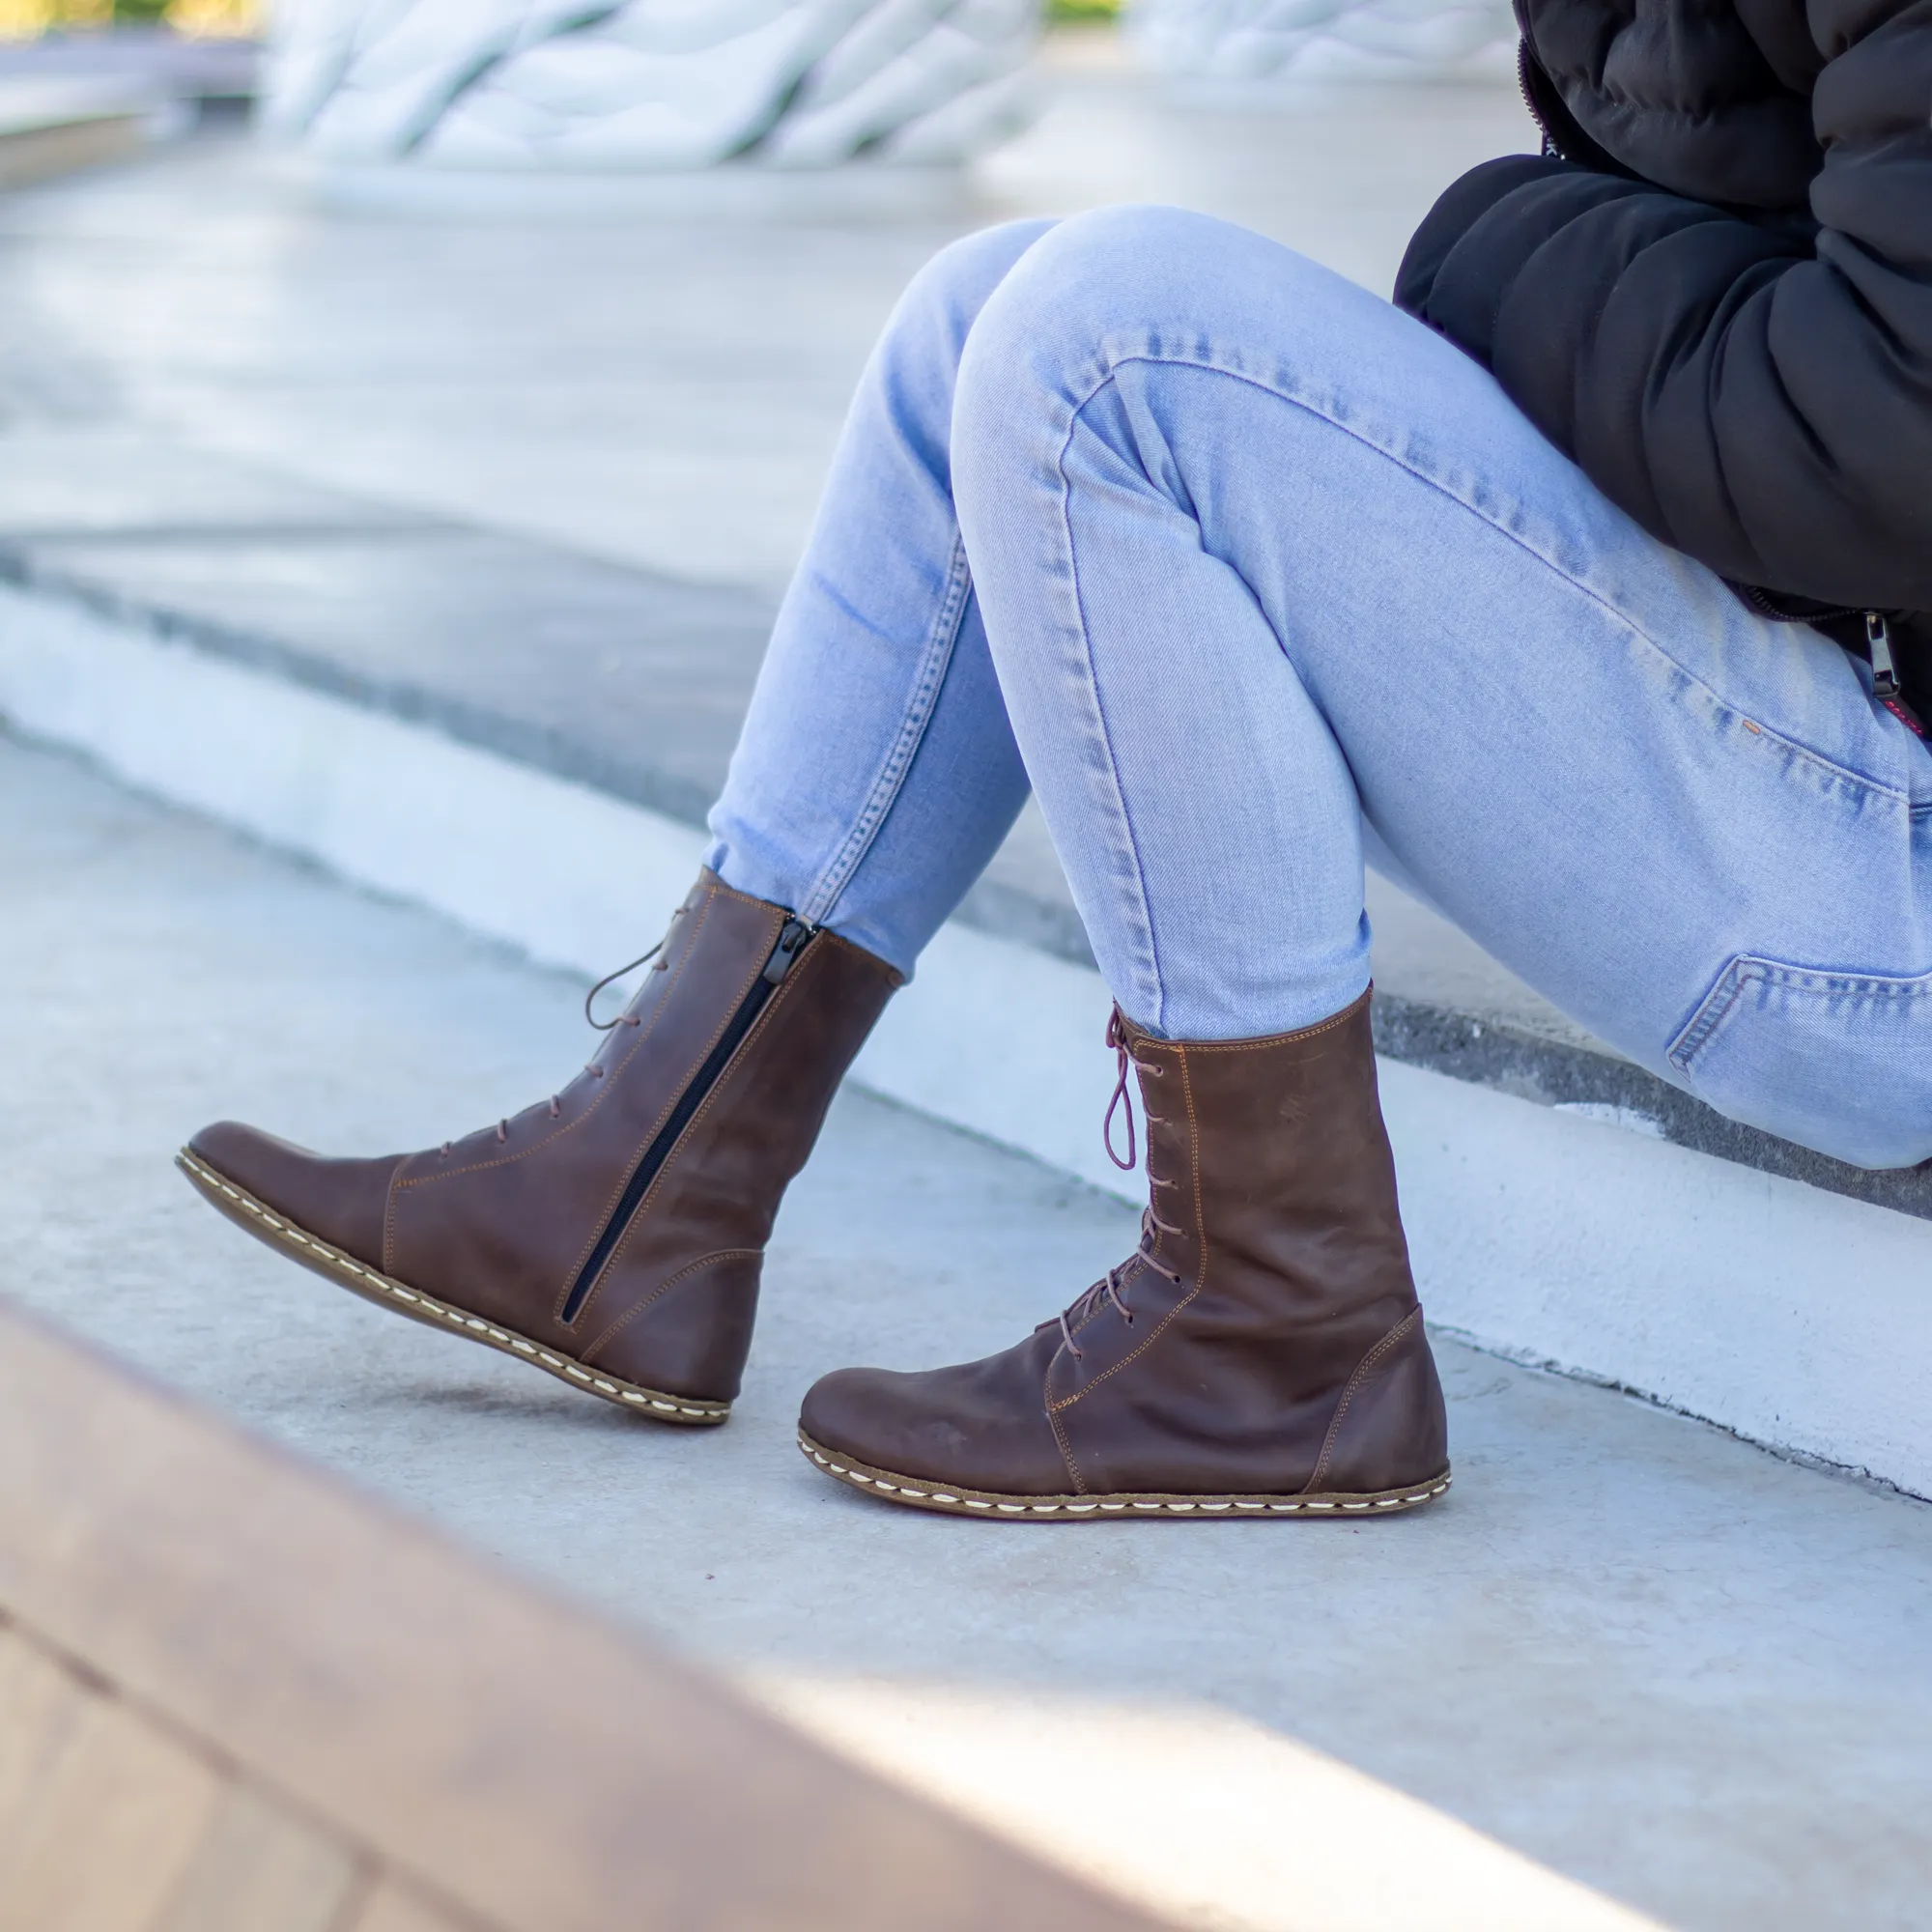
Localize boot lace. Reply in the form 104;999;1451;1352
1055;1011;1184;1360
438;910;683;1158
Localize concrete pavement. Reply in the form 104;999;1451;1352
0;41;1534;597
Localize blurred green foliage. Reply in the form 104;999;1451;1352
0;0;258;31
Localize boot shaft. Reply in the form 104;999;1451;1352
800;988;1449;1508
1120;989;1417;1329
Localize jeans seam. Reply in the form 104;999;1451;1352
1669;954;1932;1074
1050;374;1172;1030
796;534;974;929
1092;345;1915;811
1668;959;1751;1073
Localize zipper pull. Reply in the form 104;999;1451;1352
761;917;815;984
1866;613;1927;737
1867;612;1900;693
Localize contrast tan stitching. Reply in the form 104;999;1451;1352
581;1248;759;1364
557;887;738;1307
383;887;724;1291
586;943;818;1294
1306;1306;1422;1493
559;894;782;1326
380;1158;401;1277
710;876;792;914
1045;1390;1088;1494
180;1151;728;1422
1181;1042;1204;1287
399;886;718;1197
1176;987;1372;1053
1048;1276;1199;1410
1050;1039;1205;1410
798;1437;1451;1517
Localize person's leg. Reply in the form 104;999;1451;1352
950;204;1932;1165
182;222;1058;1421
705;220;1051;976
799;204;1932;1518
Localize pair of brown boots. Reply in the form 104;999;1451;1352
182;870;1450;1520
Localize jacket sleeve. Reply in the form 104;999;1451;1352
1394;0;1932;613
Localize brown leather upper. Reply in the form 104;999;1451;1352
801;990;1448;1497
191;870;899;1402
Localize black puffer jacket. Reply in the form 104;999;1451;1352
1395;0;1932;718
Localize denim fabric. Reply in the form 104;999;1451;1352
708;207;1932;1170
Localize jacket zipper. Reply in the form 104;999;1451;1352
1731;581;1861;624
1731;586;1925;734
560;916;816;1324
1518;40;1559;157
1865;613;1927;738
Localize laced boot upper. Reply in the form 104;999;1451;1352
800;988;1448;1501
185;869;900;1407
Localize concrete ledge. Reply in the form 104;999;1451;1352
0;449;1919;1222
311;157;975;225
0;519;774;832
4;572;1929;1500
1369;996;1932;1215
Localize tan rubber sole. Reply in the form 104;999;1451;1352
176;1148;730;1425
798;1430;1451;1519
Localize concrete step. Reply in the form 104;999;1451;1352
2;420;1929;1500
8;727;1932;1932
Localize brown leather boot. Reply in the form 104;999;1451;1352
179;869;899;1424
798;989;1450;1515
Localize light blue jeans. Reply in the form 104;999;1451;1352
707;207;1932;1171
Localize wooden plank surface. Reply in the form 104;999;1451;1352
0;1621;366;1932
0;1302;1165;1932
346;1879;481;1932
151;1782;363;1932
0;1629;87;1868
0;1682;221;1932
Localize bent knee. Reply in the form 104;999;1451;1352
994;203;1264;302
955;203;1356;432
893;216;1058;339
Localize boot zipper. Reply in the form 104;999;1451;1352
1865;613;1927;738
560;916;816;1324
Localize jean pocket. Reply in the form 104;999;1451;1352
1667;956;1932;1170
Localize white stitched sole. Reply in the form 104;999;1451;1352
797;1431;1451;1519
178;1148;729;1425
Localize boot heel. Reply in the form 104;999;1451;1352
1306;1307;1452;1499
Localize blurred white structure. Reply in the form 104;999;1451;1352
1130;0;1516;80
262;0;1038;168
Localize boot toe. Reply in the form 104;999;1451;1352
186;1121;401;1271
800;1334;1070;1495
